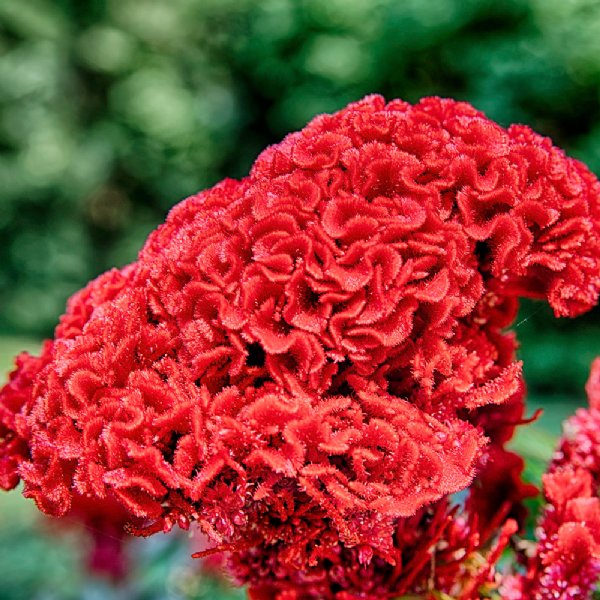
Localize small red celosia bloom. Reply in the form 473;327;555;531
551;357;600;485
502;468;600;600
2;96;600;596
501;359;600;600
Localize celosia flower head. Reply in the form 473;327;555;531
2;96;600;596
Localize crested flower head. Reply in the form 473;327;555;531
2;96;600;595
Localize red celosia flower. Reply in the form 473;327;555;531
2;95;600;596
551;357;600;485
501;358;600;600
66;494;132;580
502;468;600;600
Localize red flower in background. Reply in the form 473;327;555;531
501;468;600;600
2;95;600;597
551;357;600;485
502;359;600;600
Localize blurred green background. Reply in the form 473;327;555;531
1;0;600;598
